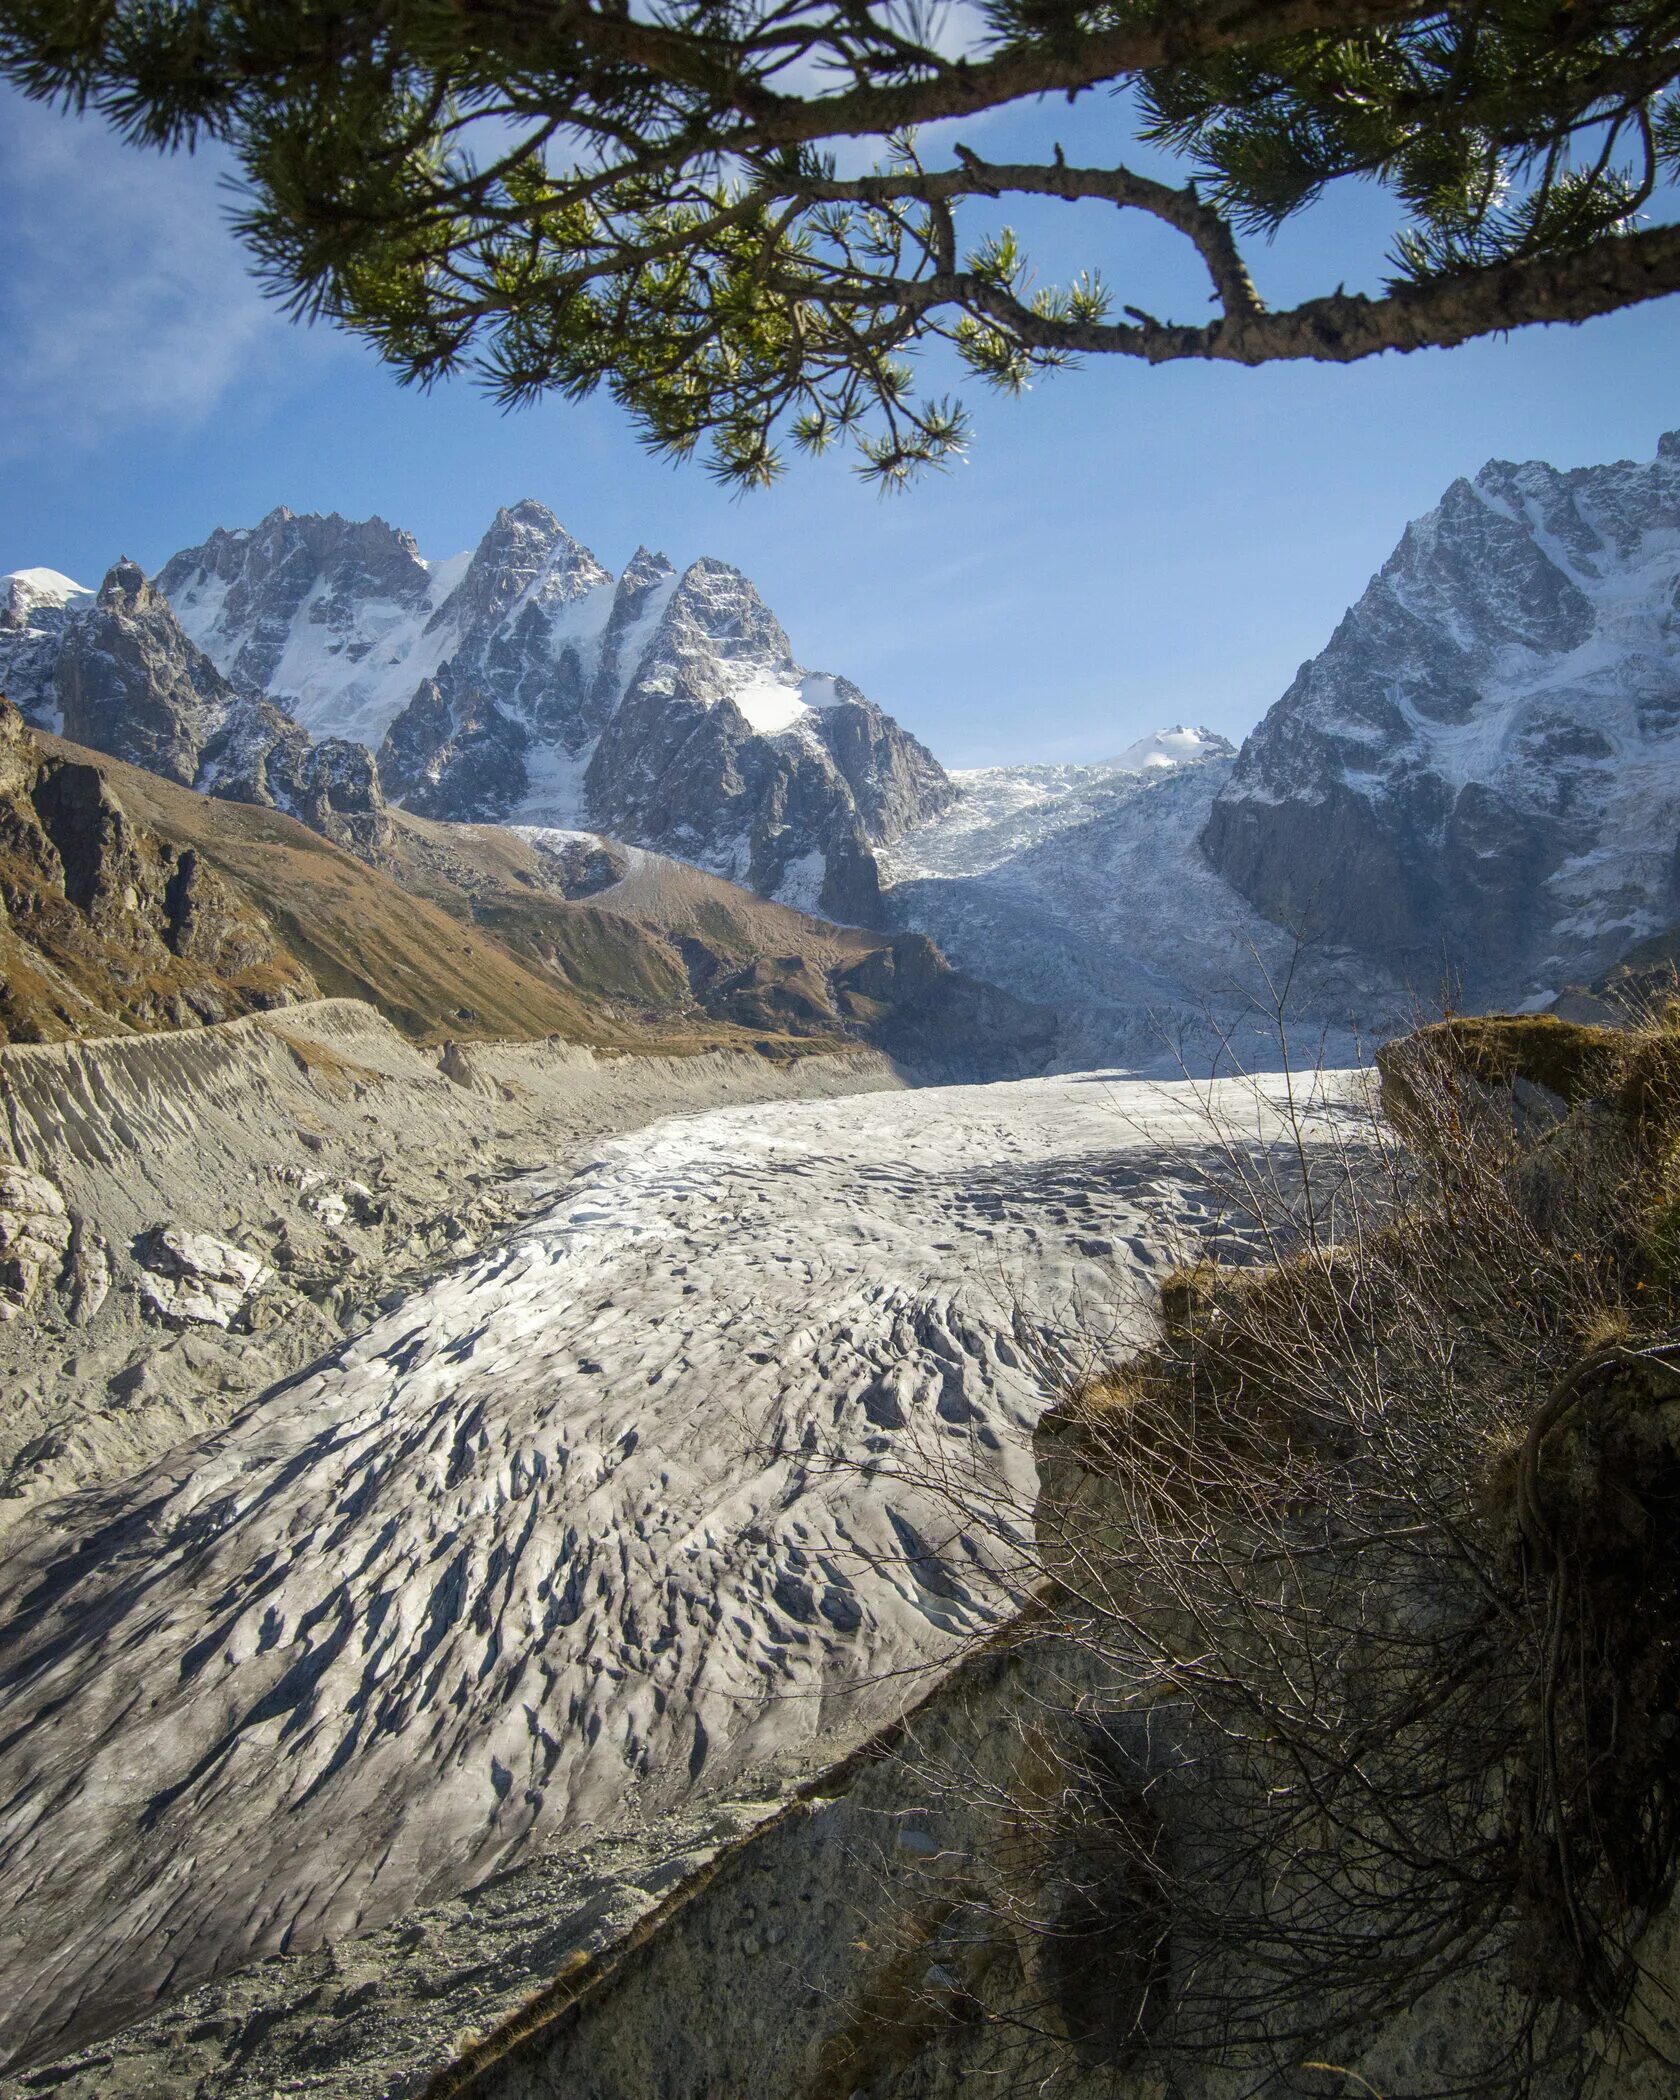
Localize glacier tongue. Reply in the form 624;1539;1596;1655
0;1066;1348;2073
876;731;1392;1067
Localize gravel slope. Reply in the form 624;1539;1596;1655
0;1000;896;1524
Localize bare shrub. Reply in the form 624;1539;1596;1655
867;1013;1680;2098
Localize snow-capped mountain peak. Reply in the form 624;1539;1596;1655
134;504;957;922
432;499;613;643
1113;723;1229;773
630;557;796;717
1201;428;1680;999
0;567;97;729
4;567;92;612
156;506;440;744
623;545;674;586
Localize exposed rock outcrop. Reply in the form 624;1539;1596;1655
0;695;319;1041
55;558;238;786
378;660;532;820
133;1224;270;1327
200;692;391;851
0;1166;71;1321
48;561;394;850
1201;430;1680;1001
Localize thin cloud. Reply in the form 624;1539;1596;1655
0;89;339;461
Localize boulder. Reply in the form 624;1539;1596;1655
135;1224;271;1328
0;1168;72;1314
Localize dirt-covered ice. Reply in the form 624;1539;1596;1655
0;1066;1352;2074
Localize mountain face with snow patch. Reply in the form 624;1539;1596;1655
156;502;953;921
56;559;246;786
1201;431;1680;1002
0;568;93;727
23;560;387;852
152;509;448;743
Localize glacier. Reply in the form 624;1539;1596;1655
0;1064;1355;2073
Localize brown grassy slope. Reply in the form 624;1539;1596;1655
17;723;1050;1066
0;705;319;1044
374;816;1056;1068
29;734;797;1051
374;818;886;996
373;819;702;1017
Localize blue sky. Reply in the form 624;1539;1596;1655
0;80;1675;766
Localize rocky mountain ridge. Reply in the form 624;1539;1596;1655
1201;428;1680;1003
12;428;1680;1054
3;537;1293;1063
152;501;954;921
3;557;389;856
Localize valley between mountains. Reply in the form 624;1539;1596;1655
0;1043;1345;2092
2;428;1680;2096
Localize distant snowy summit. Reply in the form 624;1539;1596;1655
150;501;952;920
0;568;94;727
886;726;1233;885
3;569;91;616
1115;725;1230;773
